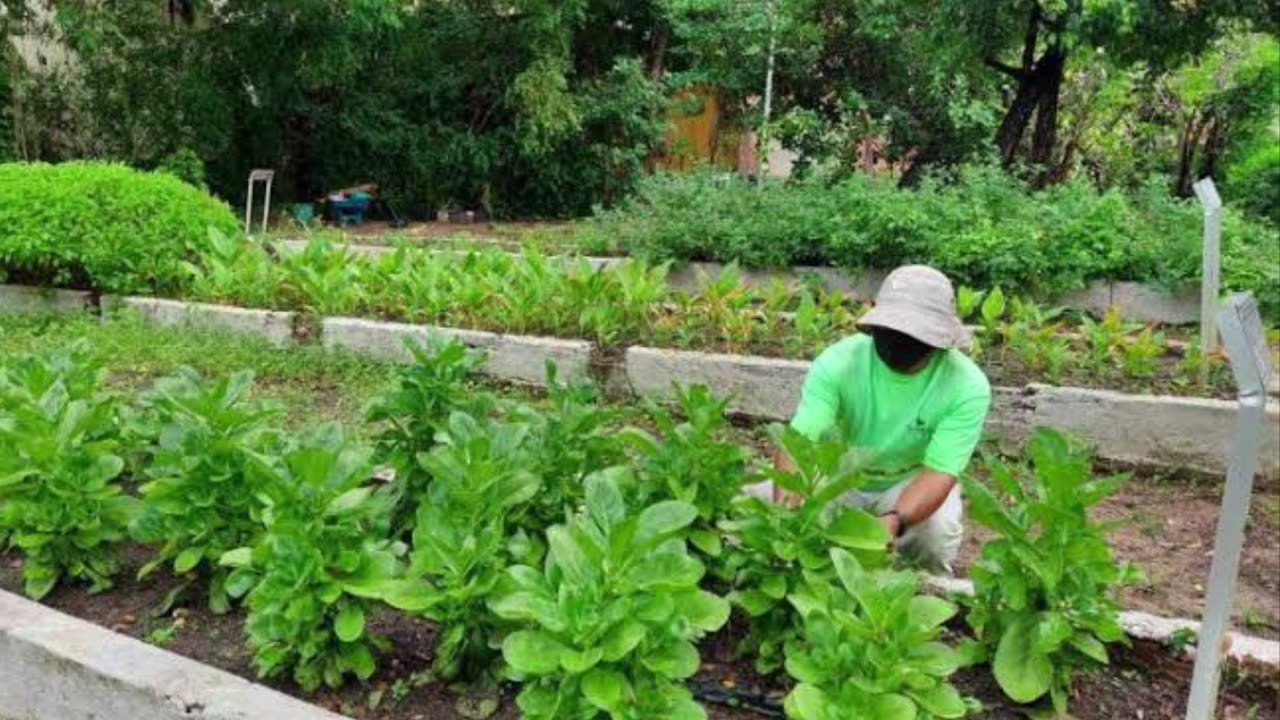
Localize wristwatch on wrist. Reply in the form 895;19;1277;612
883;510;909;538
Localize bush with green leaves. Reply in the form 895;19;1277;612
720;428;891;673
131;368;285;613
962;428;1142;714
220;424;401;691
622;384;751;558
784;549;973;720
0;162;238;294
0;340;139;599
361;413;543;681
489;471;730;720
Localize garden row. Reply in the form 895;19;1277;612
6;285;1277;480
207;235;1253;399
0;332;1223;720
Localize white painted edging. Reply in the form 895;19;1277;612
624;346;1280;479
924;576;1280;668
322;316;594;387
0;589;349;720
0;284;92;315
275;240;1199;323
109;296;296;348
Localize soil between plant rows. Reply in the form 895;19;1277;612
3;544;1277;720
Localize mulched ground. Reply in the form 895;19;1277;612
3;543;1277;720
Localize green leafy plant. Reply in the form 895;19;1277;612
1120;328;1165;379
784;549;973;720
0;162;237;294
956;286;986;322
0;341;139;599
220;424;401;691
979;287;1006;337
962;428;1142;714
131;368;284;612
362;412;542;681
720;427;890;673
489;471;730;720
622;384;751;558
364;338;490;529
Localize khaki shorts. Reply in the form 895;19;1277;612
742;479;964;574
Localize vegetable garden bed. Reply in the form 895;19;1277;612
0;315;1278;720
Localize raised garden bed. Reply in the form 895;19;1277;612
3;555;1276;720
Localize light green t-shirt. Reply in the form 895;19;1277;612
791;334;992;492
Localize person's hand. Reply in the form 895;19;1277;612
878;512;902;541
772;484;804;508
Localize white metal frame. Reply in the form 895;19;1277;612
244;169;275;235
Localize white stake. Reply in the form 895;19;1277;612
1193;178;1222;384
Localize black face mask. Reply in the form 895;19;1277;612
871;327;936;373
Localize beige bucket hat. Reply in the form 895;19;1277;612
858;265;972;349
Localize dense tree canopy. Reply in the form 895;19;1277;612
2;0;1276;219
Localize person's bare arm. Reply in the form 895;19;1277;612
771;446;802;506
879;467;955;537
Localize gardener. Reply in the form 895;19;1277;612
770;264;991;574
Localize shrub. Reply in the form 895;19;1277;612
596;167;1280;316
0;161;238;294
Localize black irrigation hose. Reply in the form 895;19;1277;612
691;681;785;718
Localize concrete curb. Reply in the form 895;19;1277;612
321;316;594;387
274;240;1199;323
622;346;1280;479
923;576;1280;668
0;589;349;720
108;296;296;348
0;284;92;315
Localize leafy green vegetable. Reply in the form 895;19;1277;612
221;424;401;691
0;341;139;599
357;412;542;680
489;471;729;720
364;338;490;531
783;549;974;720
963;428;1142;714
131;368;285;612
622;384;751;559
720;427;890;673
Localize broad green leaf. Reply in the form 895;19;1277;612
344;642;376;679
870;693;917;720
218;547;252;567
825;508;890;550
581;668;628;712
908;596;957;630
173;547;204;574
829;548;864;596
585;473;626;529
560;646;603;673
503;630;567;675
1068;632;1109;664
547;526;595;587
994;616;1053;703
734;589;778;617
601;620;647;661
784;684;829;720
641;639;700;679
326;487;374;516
689;529;722;557
907;641;960;677
635;501;698;545
677;590;731;632
334;605;366;642
625;552;703;590
1033;612;1073;654
909;683;967;719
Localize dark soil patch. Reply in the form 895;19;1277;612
3;544;1276;720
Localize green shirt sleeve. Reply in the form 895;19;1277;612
790;350;841;441
923;386;991;476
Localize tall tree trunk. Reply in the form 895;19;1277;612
1029;44;1065;185
648;25;669;82
995;80;1040;165
1174;112;1206;197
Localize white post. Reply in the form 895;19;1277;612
244;176;255;235
261;175;273;234
1193;178;1222;385
758;0;776;187
1184;293;1271;720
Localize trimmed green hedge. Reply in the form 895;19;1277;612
597;168;1280;317
0;162;239;294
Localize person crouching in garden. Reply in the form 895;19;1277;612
768;264;992;574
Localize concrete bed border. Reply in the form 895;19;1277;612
0;589;348;720
5;287;1276;479
0;284;93;316
275;238;1200;324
